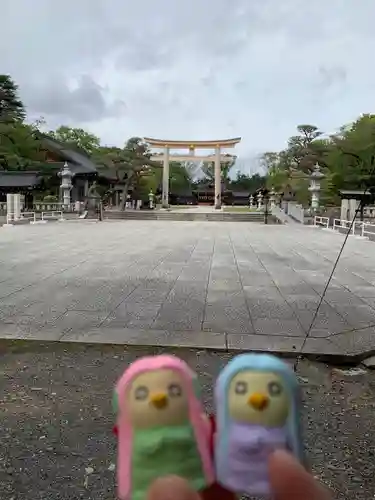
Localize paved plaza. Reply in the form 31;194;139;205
0;220;375;358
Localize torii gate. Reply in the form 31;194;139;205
144;137;241;209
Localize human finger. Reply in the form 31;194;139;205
147;475;201;500
269;450;332;500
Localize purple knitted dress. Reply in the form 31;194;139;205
224;422;288;497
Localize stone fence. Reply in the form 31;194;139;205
271;205;296;224
276;202;343;225
0;202;76;213
282;201;305;223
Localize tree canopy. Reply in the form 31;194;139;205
93;137;161;209
0;74;26;122
262;116;375;206
0;120;45;170
47;126;100;156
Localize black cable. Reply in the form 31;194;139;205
293;194;369;372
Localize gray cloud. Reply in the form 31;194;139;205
24;75;126;123
1;0;375;169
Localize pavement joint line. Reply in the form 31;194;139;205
201;233;215;330
149;241;200;329
228;228;256;334
0;251;94;301
95;245;191;327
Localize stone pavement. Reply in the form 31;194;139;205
0;220;374;359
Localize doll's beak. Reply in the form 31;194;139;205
150;393;168;409
248;392;269;411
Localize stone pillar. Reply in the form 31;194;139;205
257;192;263;211
214;146;221;209
340;198;349;221
269;188;276;208
6;193;14;220
14;193;21;220
162;146;170;208
249;195;254;208
349;198;360;221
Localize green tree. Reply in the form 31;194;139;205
201;156;236;184
0;75;26;122
95;137;160;210
262;125;328;204
260;152;281;173
48;126;100;155
286;124;322;174
0;121;45;170
263;115;375;207
230;172;266;192
169;162;193;194
326;114;375;194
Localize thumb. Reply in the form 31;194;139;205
269;450;332;500
147;475;201;500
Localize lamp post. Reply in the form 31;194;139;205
58;162;74;209
269;187;276;209
249;194;254;209
308;163;324;212
148;190;155;209
262;188;270;224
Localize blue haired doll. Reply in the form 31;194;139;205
214;353;305;498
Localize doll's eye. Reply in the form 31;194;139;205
234;381;248;395
268;381;282;396
134;385;149;400
168;383;182;397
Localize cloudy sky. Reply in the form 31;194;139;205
1;0;375;172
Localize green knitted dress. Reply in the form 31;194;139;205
131;423;205;500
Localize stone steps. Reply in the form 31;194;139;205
103;211;275;222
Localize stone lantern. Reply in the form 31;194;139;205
257;191;264;211
269;187;276;208
309;163;324;211
58;162;73;208
249;194;254;208
148;190;155;209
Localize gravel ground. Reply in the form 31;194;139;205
0;341;374;500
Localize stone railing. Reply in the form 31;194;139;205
285;201;305;223
33;202;75;212
0;202;19;212
0;202;76;213
272;202;306;224
271;205;297;224
314;216;375;241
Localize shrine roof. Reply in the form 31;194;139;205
339;189;375;200
0;171;43;188
38;134;98;175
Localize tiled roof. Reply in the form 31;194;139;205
0;171;43;188
38;134;98;175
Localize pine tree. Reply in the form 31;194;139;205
0;75;26;122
